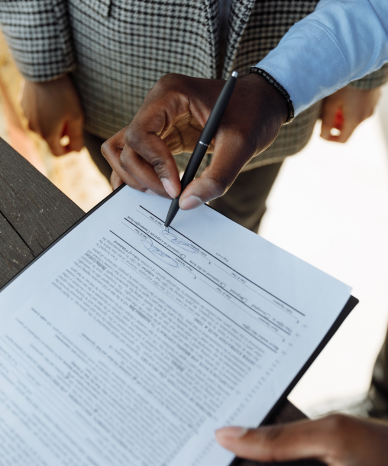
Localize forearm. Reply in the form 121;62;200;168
0;0;75;81
256;0;388;115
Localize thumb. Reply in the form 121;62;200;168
45;129;67;156
320;101;339;141
178;167;229;210
179;132;252;210
331;108;356;143
216;419;333;463
66;117;84;152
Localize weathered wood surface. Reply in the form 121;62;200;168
0;138;83;288
0;138;323;465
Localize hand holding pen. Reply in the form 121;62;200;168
164;71;238;227
102;72;288;211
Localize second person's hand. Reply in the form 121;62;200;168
320;86;381;143
216;414;388;465
102;73;288;209
22;75;84;156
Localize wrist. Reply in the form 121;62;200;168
249;67;294;124
26;74;71;88
243;73;289;129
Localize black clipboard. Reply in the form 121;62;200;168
0;185;359;466
230;294;358;466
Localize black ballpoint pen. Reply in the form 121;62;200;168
164;71;238;228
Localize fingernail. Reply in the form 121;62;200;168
216;427;248;439
145;189;157;196
180;196;203;210
161;178;178;198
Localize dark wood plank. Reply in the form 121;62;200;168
0;138;318;464
0;211;34;287
0;138;83;252
0;137;83;286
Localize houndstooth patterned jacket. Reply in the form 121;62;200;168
1;0;388;173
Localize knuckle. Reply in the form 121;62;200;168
101;138;122;159
207;174;228;198
257;426;285;462
118;152;130;172
146;74;171;97
147;73;185;101
124;124;141;149
228;127;258;155
154;74;169;89
100;140;111;158
324;414;350;435
321;414;353;461
263;425;284;444
152;159;170;179
155;73;179;90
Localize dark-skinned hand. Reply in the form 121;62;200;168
22;75;84;156
102;73;287;210
216;413;388;465
320;86;381;143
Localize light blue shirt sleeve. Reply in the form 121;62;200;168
256;0;388;116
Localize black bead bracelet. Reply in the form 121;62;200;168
249;66;295;124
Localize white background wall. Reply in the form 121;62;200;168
260;86;388;414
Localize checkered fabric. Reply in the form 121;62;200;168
1;0;387;173
0;1;75;80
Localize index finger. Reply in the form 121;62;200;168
102;127;170;197
123;82;192;197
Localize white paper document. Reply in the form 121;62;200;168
0;187;351;466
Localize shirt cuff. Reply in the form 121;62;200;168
255;0;388;115
255;21;350;116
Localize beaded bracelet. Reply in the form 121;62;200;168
249;67;295;124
